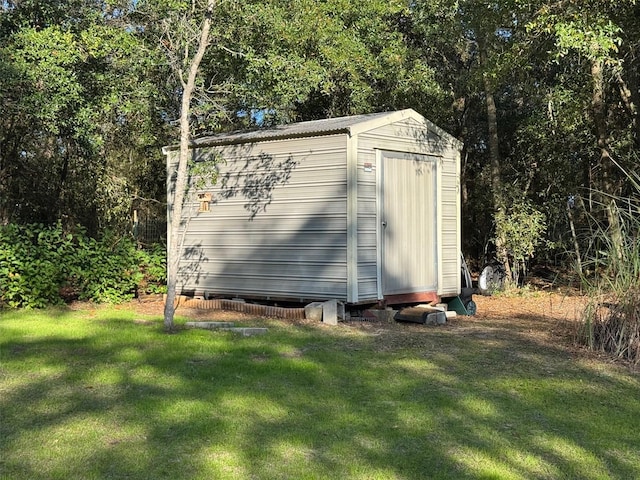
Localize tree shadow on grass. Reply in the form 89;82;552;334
1;309;639;479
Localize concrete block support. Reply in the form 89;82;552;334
322;299;338;325
304;302;324;321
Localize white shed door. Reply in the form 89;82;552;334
381;152;437;295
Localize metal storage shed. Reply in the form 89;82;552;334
164;108;463;305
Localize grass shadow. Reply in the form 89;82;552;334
1;306;639;479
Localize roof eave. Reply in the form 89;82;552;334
162;128;351;154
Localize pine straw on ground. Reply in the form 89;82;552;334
125;291;586;324
119;292;593;351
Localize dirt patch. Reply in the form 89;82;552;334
125;291;587;334
127;297;260;322
120;292;640;368
88;291;640;372
468;292;587;343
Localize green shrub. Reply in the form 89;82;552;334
495;198;547;286
135;242;167;295
0;223;166;308
0;223;75;308
70;232;143;303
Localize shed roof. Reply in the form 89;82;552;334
163;109;462;152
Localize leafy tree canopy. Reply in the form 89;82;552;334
0;0;638;278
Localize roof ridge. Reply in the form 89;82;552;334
162;109;461;152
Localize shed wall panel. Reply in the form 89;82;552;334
354;118;460;301
176;134;350;301
438;153;461;295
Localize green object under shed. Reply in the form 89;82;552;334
447;296;476;316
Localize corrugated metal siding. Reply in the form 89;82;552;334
380;152;437;295
356;118;460;300
438;152;461;296
177;134;350;301
358;118;447;155
355;153;378;300
167;110;461;304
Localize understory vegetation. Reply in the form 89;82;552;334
580;180;640;365
0;223;166;308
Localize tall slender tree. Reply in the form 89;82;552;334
162;0;216;331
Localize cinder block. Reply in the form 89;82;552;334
322;299;338;325
185;321;236;329
304;302;324;321
367;308;398;323
425;311;447;325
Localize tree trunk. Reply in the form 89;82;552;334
566;199;583;276
478;37;512;282
617;47;639;148
164;1;215;332
591;58;624;262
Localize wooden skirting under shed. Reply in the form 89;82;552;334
383;291;440;305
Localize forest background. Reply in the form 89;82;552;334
1;0;639;304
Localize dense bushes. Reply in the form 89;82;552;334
0;223;166;308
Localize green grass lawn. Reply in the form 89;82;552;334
1;304;639;479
